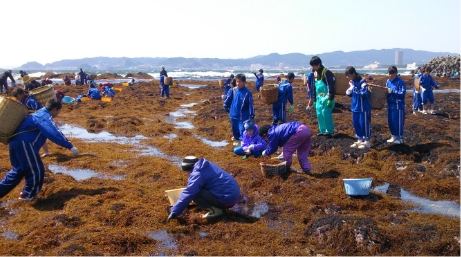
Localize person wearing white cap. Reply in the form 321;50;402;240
167;156;240;220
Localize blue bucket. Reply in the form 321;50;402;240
343;178;373;196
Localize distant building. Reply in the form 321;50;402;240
250;63;263;70
395;50;403;66
278;62;284;69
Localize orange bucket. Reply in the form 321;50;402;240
114;87;122;92
101;97;112;102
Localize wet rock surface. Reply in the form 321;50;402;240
0;75;459;255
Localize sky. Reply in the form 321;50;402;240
2;0;460;68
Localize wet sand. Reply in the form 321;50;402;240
0;75;459;255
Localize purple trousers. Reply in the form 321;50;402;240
282;124;312;172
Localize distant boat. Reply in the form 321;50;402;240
363;61;380;69
406;62;417;69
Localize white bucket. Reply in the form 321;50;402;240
164;188;186;205
343;178;373;196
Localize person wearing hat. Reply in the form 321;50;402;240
253;69;265;96
259;121;313;175
223;74;235;97
272;72;295;125
0;70;16;95
167;156;240;220
0;98;79;201
233;119;266;159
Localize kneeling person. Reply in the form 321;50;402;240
168;156;240;220
233;119;266;159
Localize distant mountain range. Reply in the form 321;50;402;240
15;48;459;71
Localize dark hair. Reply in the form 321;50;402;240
259;69;263;73
236;73;246;82
12;87;25;98
259;124;271;137
45;98;62;111
388;66;398;74
19;70;24;74
286;72;295;80
345;66;357;76
231;78;236;87
90;84;95;88
230;74;234;78
309;56;322;66
425;67;432;72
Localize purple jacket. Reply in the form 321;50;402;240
241;124;266;152
265;121;302;156
171;158;240;216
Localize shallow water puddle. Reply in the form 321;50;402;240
138;146;168;158
165;108;196;129
373;183;460;218
180;103;198;108
232;198;269;218
406;89;460;94
59;124;147;144
148;230;178;255
0;200;18;240
180;84;206;89
193;135;228;148
0;230;18;240
163;134;178;141
48;164;125;181
198;231;209;238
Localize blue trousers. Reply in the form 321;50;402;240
193;190;233;209
412;92;422;110
272;102;287;125
233;146;263;158
387;108;405;139
230;118;244;141
161;85;170;98
0;140;44;199
0;81;8;94
352;111;371;140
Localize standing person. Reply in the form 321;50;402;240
385;66;406;144
78;68;85;86
0;70;16;95
160;74;170;98
412;70;423;115
0;98;78;200
233;119;266;159
167;156;240;220
310;56;336;136
305;70;314;109
223;74;255;146
223;74;234;97
344;66;372;149
259;121;313;175
419;67;440;114
253;69;264;97
272;72;294;125
160;66;168;76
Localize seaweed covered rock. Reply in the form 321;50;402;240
125;72;153;79
415;55;460;74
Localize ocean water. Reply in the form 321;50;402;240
10;68;415;84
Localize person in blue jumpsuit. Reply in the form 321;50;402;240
12;87;42;112
419;66;440;115
305;70;314;109
272;72;294;125
78;69;85;86
386;66;406;144
223;74;255;146
412;70;423;115
160;74;170;98
0;99;78;200
87;84;102;100
223;74;234;97
253;69;264;95
167;156;240;220
309;56;336;136
345;66;372;149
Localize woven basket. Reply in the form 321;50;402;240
260;84;279;105
0;96;28;144
414;78;420;92
368;84;388;110
333;72;350;95
29;85;56;107
218;79;224;87
259;160;287;177
164;77;172;86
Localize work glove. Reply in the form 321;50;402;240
221;95;226;100
167;213;175;222
242;146;250;153
346;85;354;95
312;102;316;108
262;150;267;156
387;88;392;94
249;144;255;150
70;147;79;157
326;100;333;108
288;105;294;113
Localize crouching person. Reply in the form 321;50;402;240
0;99;79;201
259;121;313;175
167;156;240;220
233;119;266;159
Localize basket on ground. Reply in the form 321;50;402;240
333;72;350;95
164;77;173;86
29;85;56;107
343;178;373;196
0;96;28;144
368;84;388;109
260;84;279;105
259;160;287;177
114;87;123;92
218;79;224;88
165;188;186;205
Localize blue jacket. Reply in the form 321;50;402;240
103;87;116;97
224;86;255;120
419;74;439;91
254;73;264;86
223;78;232;95
346;76;371;112
386;76;406;110
241;124;266;152
160;75;165;86
21;97;42;111
274;80;294;108
306;72;314;98
87;88;102;100
11;107;73;151
265;122;302;156
171;158;240;216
